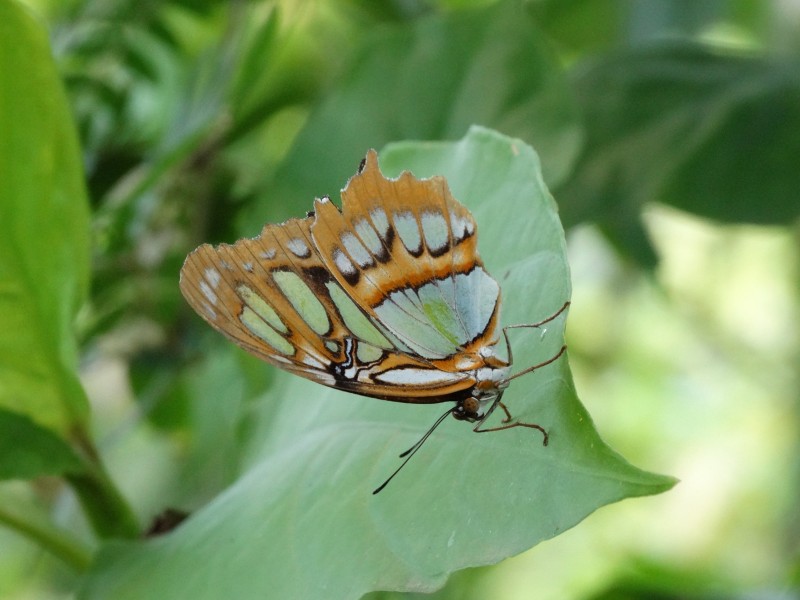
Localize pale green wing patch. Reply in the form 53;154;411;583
356;343;383;363
239;305;295;356
373;290;457;359
237;284;288;333
372;268;500;359
325;282;393;350
271;271;330;336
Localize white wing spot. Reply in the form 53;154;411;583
220;260;233;271
243;262;253;272
302;354;326;370
374;368;466;386
202;301;217;320
199;280;218;305
286;238;310;258
354;219;383;255
204;267;221;289
333;249;357;278
309;370;335;385
341;232;373;268
260;248;276;260
421;211;448;254
449;210;472;242
394;211;422;254
369;207;391;241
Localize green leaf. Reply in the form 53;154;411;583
0;408;84;480
80;127;673;599
557;41;800;265
249;0;579;229
528;0;623;55
0;1;91;433
0;1;139;541
663;54;800;225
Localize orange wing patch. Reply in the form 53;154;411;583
311;150;480;308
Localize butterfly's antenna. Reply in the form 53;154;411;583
504;344;567;383
373;407;453;495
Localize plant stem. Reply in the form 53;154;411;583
67;428;140;540
0;502;93;572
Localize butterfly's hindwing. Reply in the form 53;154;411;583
310;151;502;363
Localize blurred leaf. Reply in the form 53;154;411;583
362;565;490;600
252;0;579;230
557;41;800;265
227;5;314;142
175;346;267;497
129;350;191;431
226;4;355;147
79;128;673;600
587;558;747;600
663;57;800;224
528;0;624;55
0;0;92;434
0;409;84;480
229;6;281;123
530;0;772;56
332;0;433;22
0;1;140;541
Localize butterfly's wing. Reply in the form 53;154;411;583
311;150;503;368
179;214;475;403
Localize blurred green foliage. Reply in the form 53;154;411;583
0;0;798;598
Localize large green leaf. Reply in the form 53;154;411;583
557;41;800;265
0;409;83;480
248;0;579;229
80;128;673;599
0;1;91;434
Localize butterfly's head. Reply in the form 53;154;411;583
453;387;504;423
452;396;484;422
451;365;510;423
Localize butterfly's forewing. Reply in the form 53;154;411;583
179;207;475;402
310;150;503;366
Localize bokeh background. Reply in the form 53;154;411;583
2;0;798;598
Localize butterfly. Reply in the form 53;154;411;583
179;150;568;493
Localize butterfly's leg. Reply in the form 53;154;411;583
501;301;568;376
504;301;570;332
472;396;548;445
498;401;513;423
469;303;568;447
504;345;566;383
473;414;549;445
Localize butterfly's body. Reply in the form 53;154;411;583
180;150;566;491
